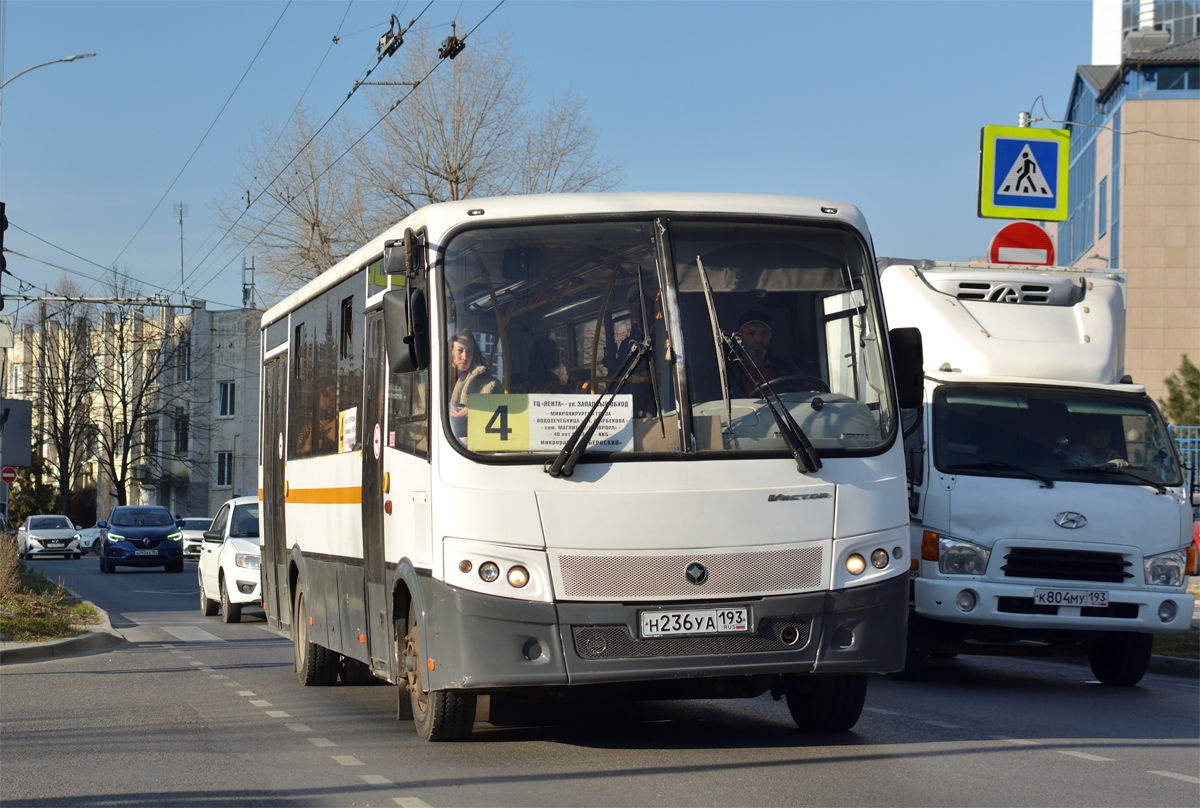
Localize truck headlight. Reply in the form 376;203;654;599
235;553;260;570
1144;549;1186;587
938;537;990;575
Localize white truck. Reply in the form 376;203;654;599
879;259;1195;685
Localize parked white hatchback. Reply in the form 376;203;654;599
198;496;261;623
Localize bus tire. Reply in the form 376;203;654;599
1088;632;1153;686
405;600;475;741
293;587;339;686
220;577;242;623
784;674;868;731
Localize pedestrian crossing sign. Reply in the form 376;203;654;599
978;125;1070;221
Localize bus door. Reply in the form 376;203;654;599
262;355;289;632
362;312;390;673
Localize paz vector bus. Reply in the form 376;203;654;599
258;193;924;741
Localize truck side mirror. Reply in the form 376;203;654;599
383;287;430;374
889;327;924;409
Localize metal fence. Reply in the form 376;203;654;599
1170;425;1199;494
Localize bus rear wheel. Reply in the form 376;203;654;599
784;674;868;731
404;600;475;741
293;586;339;686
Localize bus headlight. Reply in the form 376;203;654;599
506;566;529;588
1144;549;1186;587
938;538;990;575
478;561;500;583
845;554;866;575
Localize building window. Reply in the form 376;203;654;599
177;333;191;383
145;419;158;460
1098;176;1108;238
218;381;236;417
216;451;233;488
174;407;189;453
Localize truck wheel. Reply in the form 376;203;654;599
887;614;929;680
293;587;338;686
199;569;219;617
405;600;475;741
785;674;868;731
1088;632;1153;686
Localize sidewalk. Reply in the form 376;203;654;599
0;593;124;665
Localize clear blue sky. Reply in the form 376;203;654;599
0;0;1091;311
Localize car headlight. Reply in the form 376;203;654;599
1144;549;1187;587
28;535;41;543
168;531;183;541
938;537;991;575
106;533;125;541
235;553;260;570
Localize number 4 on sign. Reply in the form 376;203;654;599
485;406;512;440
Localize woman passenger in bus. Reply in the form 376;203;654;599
448;329;500;438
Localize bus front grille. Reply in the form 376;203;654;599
557;547;824;600
572;619;812;659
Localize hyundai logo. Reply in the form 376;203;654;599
685;562;709;585
1054;512;1088;529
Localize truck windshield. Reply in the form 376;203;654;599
933;384;1182;488
441;218;894;458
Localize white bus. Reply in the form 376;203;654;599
259;193;924;741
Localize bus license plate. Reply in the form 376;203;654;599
1033;588;1108;607
134;549;158;556
639;608;749;638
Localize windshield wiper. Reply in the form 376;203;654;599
635;264;666;440
947;461;1055;489
1059;465;1167;494
545;338;649;478
696;256;732;436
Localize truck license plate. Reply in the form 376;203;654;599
134;549;158;556
639;608;749;638
1033;588;1108;607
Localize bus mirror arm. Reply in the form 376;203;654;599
889;328;924;409
383;289;430;374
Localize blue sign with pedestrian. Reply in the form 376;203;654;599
978;126;1070;221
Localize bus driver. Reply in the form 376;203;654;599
448;329;500;439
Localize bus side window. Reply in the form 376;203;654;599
389;369;429;459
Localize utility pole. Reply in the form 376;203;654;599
174;202;189;300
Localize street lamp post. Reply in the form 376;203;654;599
1;53;96;90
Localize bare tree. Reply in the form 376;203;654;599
216;30;620;293
214;106;374;295
29;277;96;523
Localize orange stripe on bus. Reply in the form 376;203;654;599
286;486;362;504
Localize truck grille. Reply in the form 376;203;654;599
1000;548;1132;583
572;619;811;659
556;546;824;600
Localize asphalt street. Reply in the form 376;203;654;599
1;555;1197;807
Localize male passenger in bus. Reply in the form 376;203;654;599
610;286;660;417
1066;417;1130;468
448;329;500;439
732;310;801;397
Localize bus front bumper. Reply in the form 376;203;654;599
419;572;908;691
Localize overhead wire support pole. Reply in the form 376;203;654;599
4;295;170;305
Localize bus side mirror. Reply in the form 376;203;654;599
889;327;924;409
383;239;406;276
383;227;425;279
383;288;429;373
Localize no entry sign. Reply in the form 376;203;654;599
989;222;1055;266
1;467;16;484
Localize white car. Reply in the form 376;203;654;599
198;496;261;623
19;515;83;560
178;517;213;560
74;525;104;554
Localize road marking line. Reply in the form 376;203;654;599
250;700;273;707
286;724;312;732
990;735;1040;745
170;650;183;654
361;775;392;785
863;707;901;715
332;755;363;766
921;720;963;729
224;682;242;687
188;661;204;666
210;674;228;679
199;668;214;672
179;655;193;659
265;711;290;718
1058;751;1113;761
1148;771;1200;784
237;691;256;697
309;738;337;747
162;626;226;643
394;798;431;807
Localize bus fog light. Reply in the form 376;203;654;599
871;549;889;569
507;565;529;588
1158;601;1177;622
956;589;977;612
458;559;473;574
846;553;866;576
478;562;500;583
892;546;903;559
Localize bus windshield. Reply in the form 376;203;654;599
441;218;894;458
933;384;1183;487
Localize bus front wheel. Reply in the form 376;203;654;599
404;600;476;741
784;674;868;731
293;586;339;686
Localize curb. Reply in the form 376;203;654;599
1056;654;1199;679
0;593;124;665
